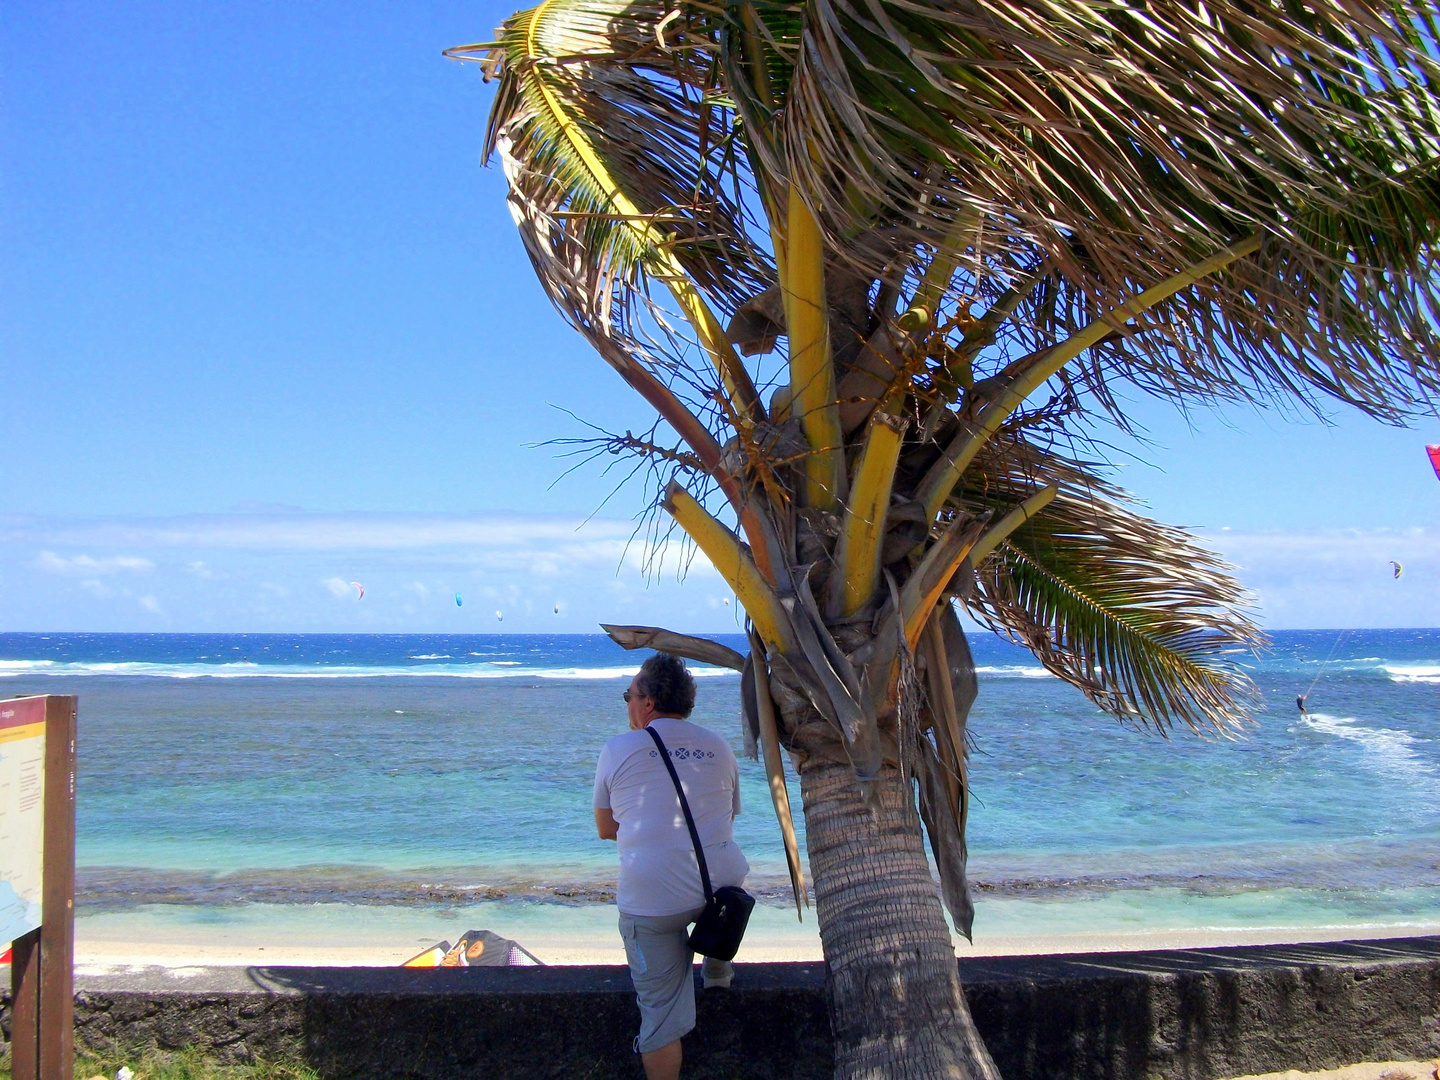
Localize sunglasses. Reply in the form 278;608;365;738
623;689;646;703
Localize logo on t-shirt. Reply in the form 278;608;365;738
648;747;716;760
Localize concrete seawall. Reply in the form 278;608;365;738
4;936;1438;1078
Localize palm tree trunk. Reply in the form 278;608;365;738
799;757;1002;1080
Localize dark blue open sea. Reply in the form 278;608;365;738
2;629;1437;949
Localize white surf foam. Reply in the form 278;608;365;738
1383;663;1440;684
0;660;738;680
974;665;1052;678
1300;712;1437;785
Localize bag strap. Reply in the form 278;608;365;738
644;725;714;903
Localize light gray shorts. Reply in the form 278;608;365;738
619;906;705;1054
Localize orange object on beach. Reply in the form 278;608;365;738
400;930;541;968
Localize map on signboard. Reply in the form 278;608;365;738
1;696;46;945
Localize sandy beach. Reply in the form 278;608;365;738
1223;1065;1438;1080
60;909;1440;970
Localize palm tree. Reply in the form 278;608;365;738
446;0;1440;1073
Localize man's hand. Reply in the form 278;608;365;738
595;807;619;841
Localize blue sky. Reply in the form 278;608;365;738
2;0;1438;632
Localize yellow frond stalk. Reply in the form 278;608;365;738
902;542;981;654
969;484;1058;565
662;482;791;652
902;485;1058;650
918;236;1261;522
832;413;906;617
899;212;978;331
782;187;843;511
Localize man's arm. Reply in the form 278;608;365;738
595;807;619;841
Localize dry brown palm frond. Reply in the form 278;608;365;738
719;0;1440;418
466;0;772;313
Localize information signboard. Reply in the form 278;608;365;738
5;694;75;1080
1;695;46;945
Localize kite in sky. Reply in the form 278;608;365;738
351;582;365;600
456;593;463;607
495;611;504;621
1428;445;1440;481
1390;561;1403;579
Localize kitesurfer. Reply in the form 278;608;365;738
1296;694;1308;714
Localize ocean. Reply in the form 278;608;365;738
2;628;1437;955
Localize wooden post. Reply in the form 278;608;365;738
9;927;41;1080
5;695;76;1080
40;695;77;1080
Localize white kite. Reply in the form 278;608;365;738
351;582;365;600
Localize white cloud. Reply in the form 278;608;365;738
1204;526;1439;628
7;512;639;552
6;509;1429;633
321;577;355;599
137;595;161;614
6;513;715;581
33;551;153;575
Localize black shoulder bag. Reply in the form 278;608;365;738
644;725;755;961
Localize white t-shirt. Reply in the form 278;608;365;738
593;717;749;917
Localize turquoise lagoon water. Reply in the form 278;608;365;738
1;629;1436;946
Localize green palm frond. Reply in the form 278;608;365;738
952;442;1262;735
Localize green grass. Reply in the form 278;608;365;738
0;1046;321;1080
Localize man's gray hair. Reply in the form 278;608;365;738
636;652;696;717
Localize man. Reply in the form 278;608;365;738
594;652;749;1080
